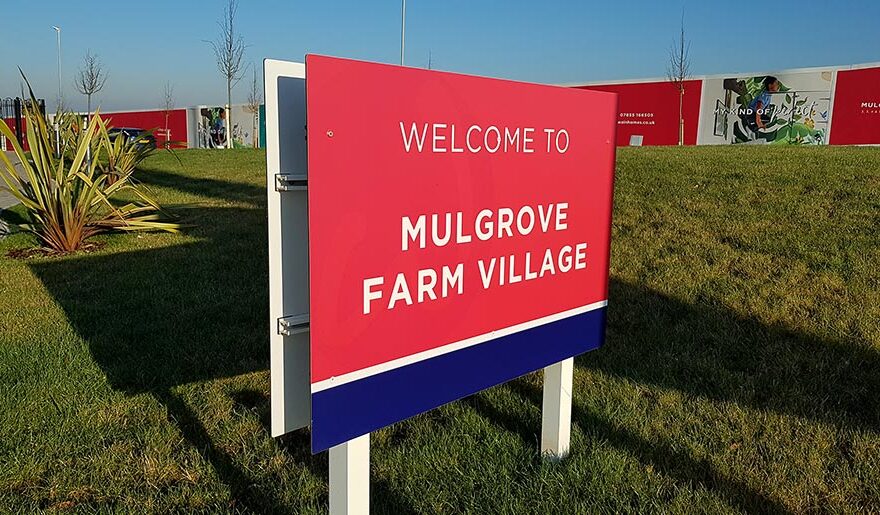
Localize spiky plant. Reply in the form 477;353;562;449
55;110;94;158
0;85;178;253
99;124;158;182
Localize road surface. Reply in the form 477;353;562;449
0;151;23;237
0;151;22;210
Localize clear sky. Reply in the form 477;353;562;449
2;0;878;111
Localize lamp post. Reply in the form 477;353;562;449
52;25;61;155
400;0;406;65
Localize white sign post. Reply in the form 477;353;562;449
541;358;574;459
329;434;370;514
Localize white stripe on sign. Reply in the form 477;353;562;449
310;300;608;393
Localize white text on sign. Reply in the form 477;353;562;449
400;122;570;154
363;202;587;315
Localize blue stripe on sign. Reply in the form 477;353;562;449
311;307;606;452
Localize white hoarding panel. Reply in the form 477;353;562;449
698;70;833;145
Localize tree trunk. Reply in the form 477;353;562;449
226;81;232;149
678;88;684;146
86;94;92;166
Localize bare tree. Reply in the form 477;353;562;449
209;0;247;149
74;50;107;114
244;67;262;148
666;12;691;146
162;82;175;148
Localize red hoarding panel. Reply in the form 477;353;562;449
829;67;880;145
2;118;28;151
575;80;702;146
100;109;188;148
306;55;616;451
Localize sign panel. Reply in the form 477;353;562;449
829;66;880;145
575;80;702;146
697;71;833;145
99;109;188;148
307;55;616;452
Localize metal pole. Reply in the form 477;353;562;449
56;27;62;111
52;25;62;156
400;0;406;66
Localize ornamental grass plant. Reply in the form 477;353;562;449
0;83;178;253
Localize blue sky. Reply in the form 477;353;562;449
1;0;878;111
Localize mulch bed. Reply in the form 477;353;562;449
6;241;106;259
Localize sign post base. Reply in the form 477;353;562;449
329;433;370;515
541;358;573;460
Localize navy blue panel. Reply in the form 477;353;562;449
311;307;606;452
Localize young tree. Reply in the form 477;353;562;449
210;0;246;149
74;50;107;115
244;67;262;148
162;82;175;148
666;13;691;146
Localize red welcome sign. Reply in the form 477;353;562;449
306;55;617;452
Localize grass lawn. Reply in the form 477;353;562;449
0;146;878;513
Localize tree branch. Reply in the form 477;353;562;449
74;50;107;96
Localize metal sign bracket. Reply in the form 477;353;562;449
278;313;310;336
275;173;308;191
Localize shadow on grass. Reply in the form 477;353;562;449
136;167;266;205
592;280;880;434
231;388;420;515
157;389;295;514
465;280;878;512
230;388;328;483
0;206;28;227
25;168;415;512
29;205;268;394
26;202;284;512
469;379;793;514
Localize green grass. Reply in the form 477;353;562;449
1;146;878;513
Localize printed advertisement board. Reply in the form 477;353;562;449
192;105;261;149
306;55;617;452
697;70;833;145
576;80;701;146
